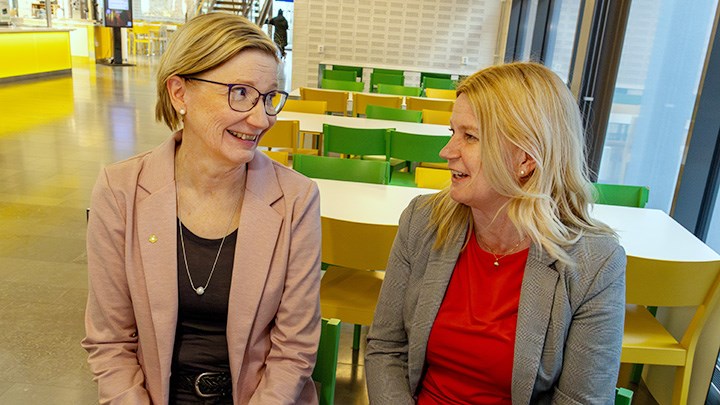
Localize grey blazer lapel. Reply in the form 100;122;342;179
512;246;559;404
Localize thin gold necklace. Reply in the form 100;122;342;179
175;172;243;296
475;234;526;267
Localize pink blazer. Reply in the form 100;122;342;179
82;132;321;404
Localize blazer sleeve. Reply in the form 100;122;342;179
552;243;626;404
249;182;322;405
81;169;151;404
365;198;418;405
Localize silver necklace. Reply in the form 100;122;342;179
476;234;526;267
176;182;242;296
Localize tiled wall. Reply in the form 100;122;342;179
291;0;503;89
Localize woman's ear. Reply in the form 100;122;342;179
518;151;537;178
167;75;186;113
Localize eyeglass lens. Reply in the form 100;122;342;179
229;85;287;115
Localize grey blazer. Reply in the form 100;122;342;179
365;195;626;405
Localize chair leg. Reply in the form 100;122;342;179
352;324;362;350
671;365;691;405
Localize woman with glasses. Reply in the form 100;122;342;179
82;13;320;404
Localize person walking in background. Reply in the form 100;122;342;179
82;13;321;404
267;9;289;58
365;62;626;404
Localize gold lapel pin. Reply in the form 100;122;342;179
148;234;158;243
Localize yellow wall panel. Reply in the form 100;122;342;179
0;31;72;79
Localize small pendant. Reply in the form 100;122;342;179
493;261;500;267
195;286;205;295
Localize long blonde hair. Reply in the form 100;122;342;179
429;62;614;265
155;13;279;130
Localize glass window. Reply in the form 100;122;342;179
543;0;582;83
596;0;719;212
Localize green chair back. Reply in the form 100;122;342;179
370;72;404;92
312;318;341;405
332;65;363;78
593;183;650;208
365;105;422;123
615;387;634;405
420;72;452;83
373;68;404;76
321;78;364;92
293;154;390;184
377;83;422;97
422;76;456;90
322;124;390;157
387;131;450;187
322;69;357;82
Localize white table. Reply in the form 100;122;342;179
313;178;720;404
277;111;451;137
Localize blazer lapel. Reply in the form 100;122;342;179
226;153;283;385
512;246;559;405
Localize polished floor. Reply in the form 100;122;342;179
0;55;657;404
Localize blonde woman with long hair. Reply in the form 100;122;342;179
366;62;625;404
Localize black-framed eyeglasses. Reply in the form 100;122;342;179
181;76;288;116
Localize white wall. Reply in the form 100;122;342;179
291;0;503;89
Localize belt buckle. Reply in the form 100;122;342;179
194;371;224;398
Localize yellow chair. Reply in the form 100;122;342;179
622;257;720;405
261;150;289;166
351;93;402;117
425;88;457;100
406;96;454;112
422;109;452;125
300;87;349;116
415;166;451;189
321;216;397;350
259;120;318;157
131;25;152;56
283;99;328;114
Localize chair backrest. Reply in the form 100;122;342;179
300;87;349;116
283;99;328;114
322;123;390;157
377;84;422;97
132;25;151;37
370;72;404;92
322;69;357;82
321;216;398;270
293;154;390;184
425;88;457;99
352;93;403;117
259;120;299;151
406;96;454;112
366;105;422;123
422;77;456;90
415;166;451;189
332;64;363;78
388;131;450;163
615;387;634;405
312;318;342;405
593;183;650;208
261;150;289;166
321;78;364;92
422;109;452;125
420;72;452;83
373;68;404;76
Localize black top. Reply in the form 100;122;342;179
172;222;237;374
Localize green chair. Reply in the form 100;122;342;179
365;105;422;123
322;69;357;82
331;64;363;78
312;318;341;405
422;76;457;90
420;72;452;82
615;387;634;405
370;72;404;92
293;154;390;184
592;183;650;208
373;68;404;76
322;124;390;157
376;83;422;97
387;131;451;187
321;78;364;92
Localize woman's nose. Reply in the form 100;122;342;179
245;99;271;130
439;136;458;160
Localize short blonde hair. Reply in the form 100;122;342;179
429;62;614;264
155;13;279;130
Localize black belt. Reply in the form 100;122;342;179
175;371;232;398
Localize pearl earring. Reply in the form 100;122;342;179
179;108;186;116
520;170;526;176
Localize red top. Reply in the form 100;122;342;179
417;231;529;405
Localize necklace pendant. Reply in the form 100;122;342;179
493;260;500;267
195;286;205;295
